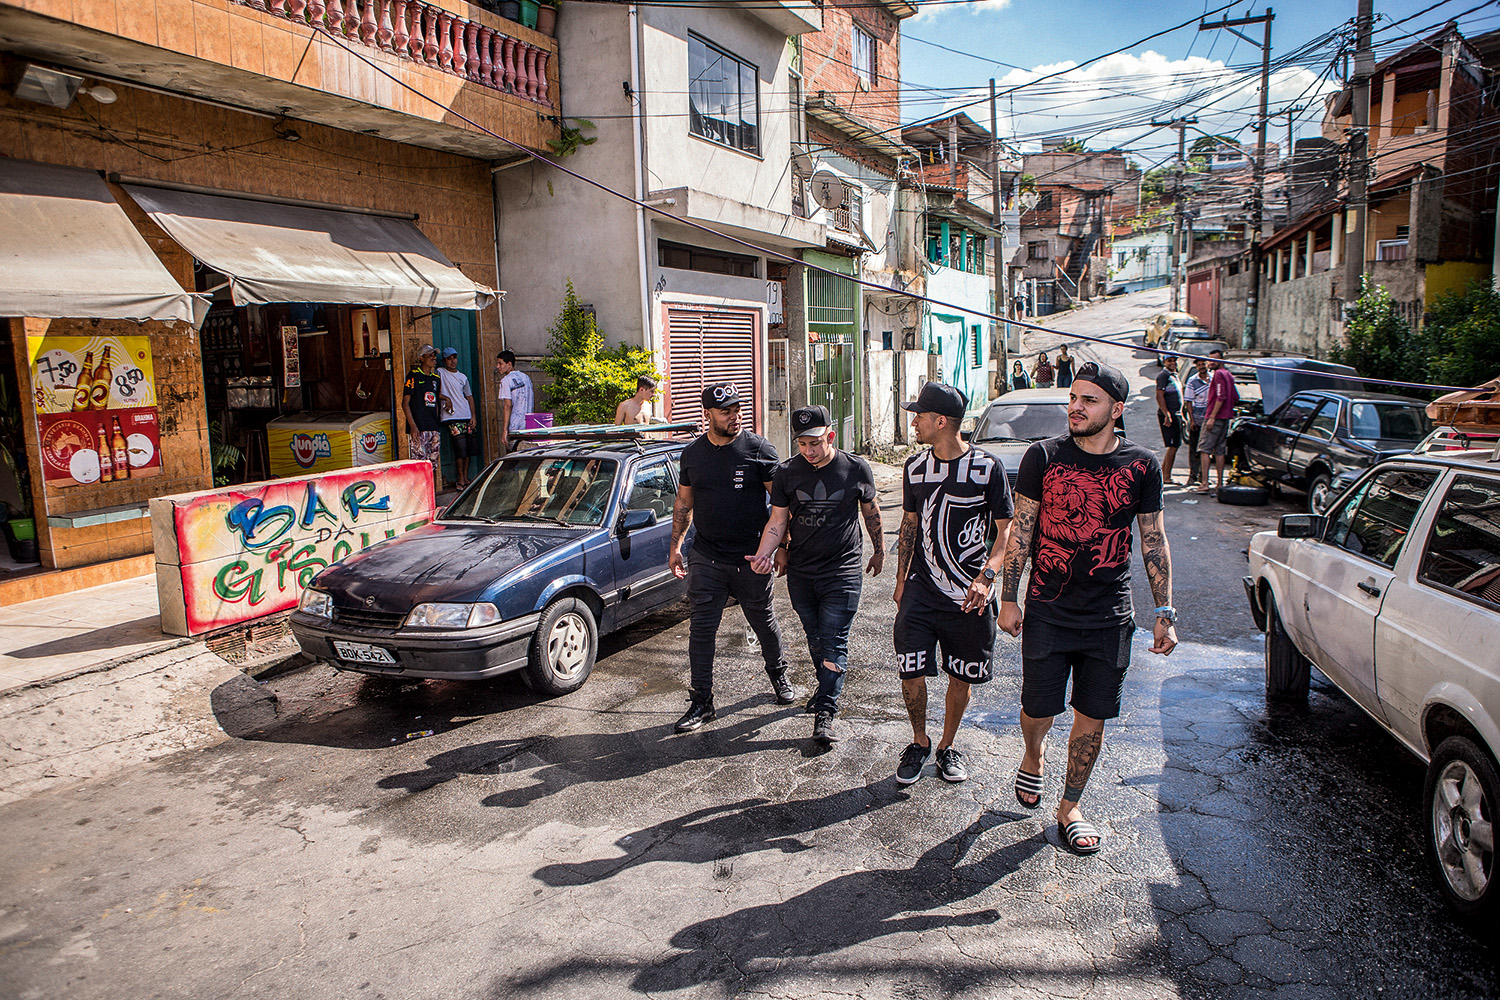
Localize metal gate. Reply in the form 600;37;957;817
806;256;858;448
664;306;760;433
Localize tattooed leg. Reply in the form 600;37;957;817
1057;711;1106;848
901;677;929;746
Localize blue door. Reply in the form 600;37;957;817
431;310;480;486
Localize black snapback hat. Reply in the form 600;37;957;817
899;382;968;420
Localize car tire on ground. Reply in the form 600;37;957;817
523;597;597;696
1306;471;1333;514
1218;484;1269;506
1424;736;1499;919
1264;592;1310;703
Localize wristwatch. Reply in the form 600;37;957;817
1155;605;1178;623
982;567;997;583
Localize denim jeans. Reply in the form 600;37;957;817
786;571;862;715
687;554;786;702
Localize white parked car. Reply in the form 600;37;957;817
1244;451;1500;918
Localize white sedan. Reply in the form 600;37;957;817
1244;450;1500;919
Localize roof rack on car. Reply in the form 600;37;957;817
1427;378;1500;462
510;422;701;451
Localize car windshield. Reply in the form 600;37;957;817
1347;402;1432;442
444;456;618;526
975;402;1068;443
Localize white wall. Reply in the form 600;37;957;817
924;265;993;413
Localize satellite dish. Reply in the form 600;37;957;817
791;151;815;177
810;170;846;211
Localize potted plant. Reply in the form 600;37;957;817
536;0;556;36
518;0;539;30
0;371;38;564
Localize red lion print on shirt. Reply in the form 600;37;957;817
1030;459;1151;603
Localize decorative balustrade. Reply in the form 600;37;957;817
237;0;552;107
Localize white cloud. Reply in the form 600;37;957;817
910;0;1014;25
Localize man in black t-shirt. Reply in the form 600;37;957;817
1155;355;1185;484
998;360;1178;858
669;383;795;732
892;383;1014;786
747;405;884;745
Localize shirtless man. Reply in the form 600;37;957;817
614;376;658;425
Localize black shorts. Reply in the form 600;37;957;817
1158;411;1183;449
1020;618;1134;720
894;595;996;685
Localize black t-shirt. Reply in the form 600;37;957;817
680;431;780;562
403;369;442;432
901;447;1015;610
1014;435;1164;628
771;451;877;578
1155;369;1182;412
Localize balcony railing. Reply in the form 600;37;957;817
234;0;553;106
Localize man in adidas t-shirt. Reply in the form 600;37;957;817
892;382;1015;786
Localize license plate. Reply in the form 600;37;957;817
332;640;398;664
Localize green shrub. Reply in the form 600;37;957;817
537;280;662;425
1421;278;1500;391
1330;275;1424;390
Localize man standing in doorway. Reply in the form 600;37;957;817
669;383;796;732
402;344;443;487
438;348;476;489
495;350;533;452
1183;357;1212;487
1155;355;1185;485
614;375;657;425
998;361;1177;856
747;405;883;745
892;382;1014;785
1196;350;1236;494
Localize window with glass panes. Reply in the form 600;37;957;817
853;26;876;88
689;35;759;154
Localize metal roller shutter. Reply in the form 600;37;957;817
665;307;760;432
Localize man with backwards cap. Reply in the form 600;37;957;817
747;405;884;745
998;360;1178;856
892;382;1014;785
668;383;797;732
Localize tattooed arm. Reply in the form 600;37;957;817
961;516;1013;613
862;499;885;576
747;506;790;575
668;484;693;579
1137;509;1177;655
996;494;1039;635
892;511;918;604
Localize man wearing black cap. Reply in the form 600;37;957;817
998;360;1177;857
892;382;1014;785
668;383;795;732
747;405;883;744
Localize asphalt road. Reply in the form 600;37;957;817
1;287;1495;1000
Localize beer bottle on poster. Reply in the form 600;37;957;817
71;350;95;411
97;423;113;483
362;320;372;357
111;417;130;479
89;346;113;410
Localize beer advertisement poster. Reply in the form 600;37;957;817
351;307;378;359
27;334;163;487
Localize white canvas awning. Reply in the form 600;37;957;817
122;184;497;311
0;159;204;323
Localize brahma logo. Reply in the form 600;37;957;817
289;432;332;468
359;431;388;456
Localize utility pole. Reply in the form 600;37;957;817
990;78;1008;395
1151;116;1197;312
1201;8;1274;349
1344;0;1374;304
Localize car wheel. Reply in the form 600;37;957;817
1425;736;1499;919
523;597;597;696
1217;484;1269;506
1264;591;1310;703
1306;471;1333;514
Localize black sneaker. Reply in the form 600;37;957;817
768;667;797;705
935;746;968;783
804;696;818;715
896;741;930;785
812;712;842;745
674;699;716;733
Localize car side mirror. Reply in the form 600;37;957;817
620;508;657;533
1278;514;1325;539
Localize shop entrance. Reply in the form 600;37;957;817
431;309;480;485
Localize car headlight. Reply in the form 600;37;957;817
298;589;333;619
403;602;502;629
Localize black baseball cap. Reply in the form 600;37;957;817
1073;361;1130;403
900;382;967;420
701;383;742;409
791;404;833;438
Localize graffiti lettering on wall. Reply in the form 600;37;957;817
152;461;435;636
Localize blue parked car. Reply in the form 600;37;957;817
290;436;690;695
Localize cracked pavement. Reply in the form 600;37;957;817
0;288;1495;998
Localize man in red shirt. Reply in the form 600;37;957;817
1196;350;1237;493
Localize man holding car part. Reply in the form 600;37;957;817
747;405;884;746
998;360;1178;857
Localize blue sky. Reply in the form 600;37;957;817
896;0;1500;158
